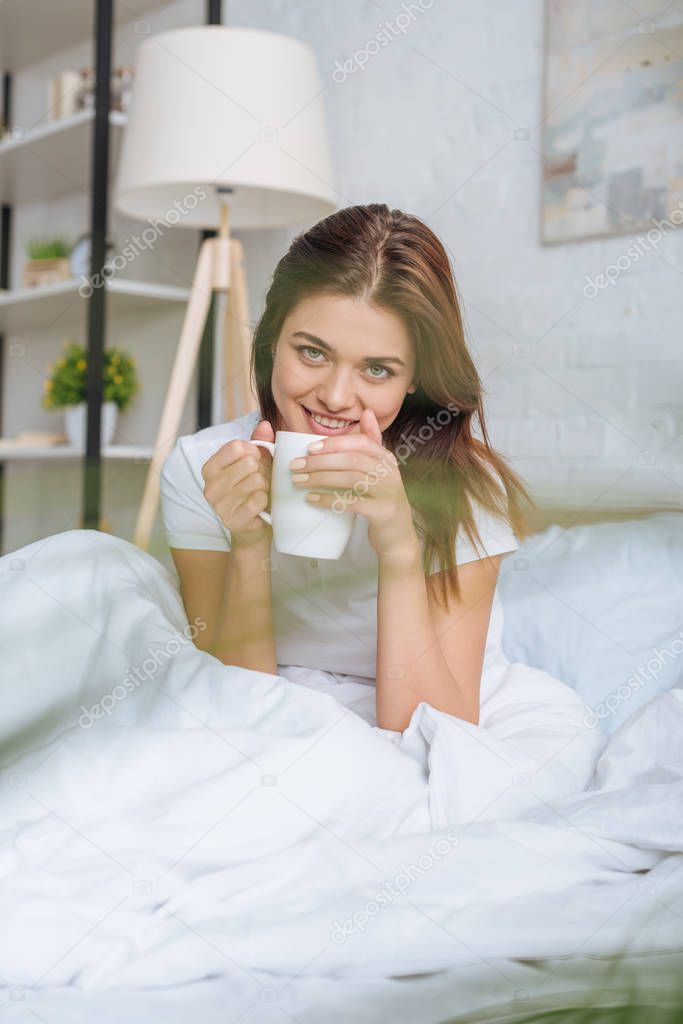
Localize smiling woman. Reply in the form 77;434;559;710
251;204;534;607
156;203;557;737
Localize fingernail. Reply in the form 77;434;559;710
308;441;324;452
289;458;306;469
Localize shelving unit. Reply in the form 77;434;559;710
0;109;127;204
0;442;153;461
0;277;192;333
0;0;219;553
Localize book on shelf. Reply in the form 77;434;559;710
0;431;68;447
47;71;81;122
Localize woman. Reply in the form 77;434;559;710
160;202;536;735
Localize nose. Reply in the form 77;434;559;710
317;366;358;415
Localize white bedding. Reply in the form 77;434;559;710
0;529;682;993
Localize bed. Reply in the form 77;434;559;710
0;501;681;1023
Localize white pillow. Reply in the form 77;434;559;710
498;512;683;736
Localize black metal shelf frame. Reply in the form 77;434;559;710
0;70;12;551
0;0;221;551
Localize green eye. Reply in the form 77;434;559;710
296;345;394;380
301;346;324;360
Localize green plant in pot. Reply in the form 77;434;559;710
42;339;140;448
23;235;74;288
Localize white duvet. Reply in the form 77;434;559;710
0;530;681;992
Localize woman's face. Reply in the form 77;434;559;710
271;293;417;436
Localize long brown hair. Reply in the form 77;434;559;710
250;203;535;608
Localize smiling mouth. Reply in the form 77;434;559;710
300;405;359;433
303;406;357;423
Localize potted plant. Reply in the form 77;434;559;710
23;235;74;288
42;339;140;448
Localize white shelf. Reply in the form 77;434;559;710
0;0;164;72
0;443;153;462
0;277;191;333
0;110;127;204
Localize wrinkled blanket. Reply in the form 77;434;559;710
0;530;681;991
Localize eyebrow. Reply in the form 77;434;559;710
291;331;406;367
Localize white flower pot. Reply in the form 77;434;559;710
64;401;118;448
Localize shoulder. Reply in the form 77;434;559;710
161;409;261;488
420;465;519;573
457;465;519;565
457;495;519;565
159;410;262;552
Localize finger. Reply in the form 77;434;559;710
305;490;368;513
235;488;269;519
209;440;252;470
209;455;260;495
293;451;383;474
307;432;375;452
202;446;248;486
359;407;383;445
251;419;274;442
305;433;388;461
292;471;378;492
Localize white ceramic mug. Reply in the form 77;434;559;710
247;431;355;559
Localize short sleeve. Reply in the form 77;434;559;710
425;497;520;575
453;501;519;566
159;436;231;552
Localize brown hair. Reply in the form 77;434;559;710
250;203;535;608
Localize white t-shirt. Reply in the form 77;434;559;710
160;410;519;680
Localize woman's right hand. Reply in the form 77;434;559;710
201;420;275;547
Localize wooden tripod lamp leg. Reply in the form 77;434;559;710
223;238;259;421
133;238;215;551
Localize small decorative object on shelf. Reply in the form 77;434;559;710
42;339;140;447
22;236;74;288
47;70;82;121
47;65;136;121
0;430;68;451
118;66;135;114
69;233;116;280
76;68;96;112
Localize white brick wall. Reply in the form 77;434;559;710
226;0;682;508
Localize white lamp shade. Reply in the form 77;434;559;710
113;26;339;230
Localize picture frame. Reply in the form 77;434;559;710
541;0;683;244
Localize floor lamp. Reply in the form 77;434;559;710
113;26;337;551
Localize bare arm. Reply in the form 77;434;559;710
170;536;278;675
375;542;502;732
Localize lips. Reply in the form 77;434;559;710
300;405;358;435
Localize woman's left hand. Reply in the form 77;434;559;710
289;409;419;559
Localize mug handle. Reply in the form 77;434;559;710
247;438;276;525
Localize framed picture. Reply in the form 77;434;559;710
541;0;683;244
